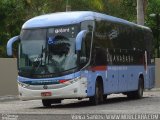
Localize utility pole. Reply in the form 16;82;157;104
137;0;145;25
156;13;160;57
66;0;71;11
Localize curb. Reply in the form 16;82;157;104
145;88;160;92
0;95;19;102
150;88;160;91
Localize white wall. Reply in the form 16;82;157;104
0;58;18;96
155;58;160;88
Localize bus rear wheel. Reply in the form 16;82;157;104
134;78;144;99
89;81;104;105
127;78;144;99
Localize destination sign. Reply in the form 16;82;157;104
48;25;78;38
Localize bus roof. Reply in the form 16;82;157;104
22;11;151;31
22;11;94;29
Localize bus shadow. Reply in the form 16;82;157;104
32;96;148;109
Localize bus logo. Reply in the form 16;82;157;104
48;37;55;45
43;85;48;89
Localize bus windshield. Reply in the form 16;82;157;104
19;25;79;78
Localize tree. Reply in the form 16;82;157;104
146;0;160;57
1;0;160;57
0;0;26;57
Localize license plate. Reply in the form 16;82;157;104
41;92;52;97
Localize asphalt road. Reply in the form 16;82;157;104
0;91;160;120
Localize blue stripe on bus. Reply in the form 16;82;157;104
18;71;81;85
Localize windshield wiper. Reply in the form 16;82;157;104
34;46;44;72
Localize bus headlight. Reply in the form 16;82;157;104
18;82;30;88
59;77;80;85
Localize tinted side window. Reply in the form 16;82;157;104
117;24;132;49
95;20;114;49
132;28;145;50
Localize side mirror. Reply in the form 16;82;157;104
75;30;88;51
7;36;19;56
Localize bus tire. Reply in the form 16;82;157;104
103;94;107;102
89;81;104;105
42;99;52;107
134;78;144;99
127;78;144;99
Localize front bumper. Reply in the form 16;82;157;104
18;77;87;101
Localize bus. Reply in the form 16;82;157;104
7;11;155;107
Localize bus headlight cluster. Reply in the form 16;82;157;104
18;82;30;88
60;77;80;85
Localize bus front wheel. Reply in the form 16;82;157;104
42;99;62;107
89;81;104;105
42;99;52;107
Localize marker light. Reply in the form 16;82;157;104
59;80;68;83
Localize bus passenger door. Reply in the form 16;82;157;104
76;31;94;96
